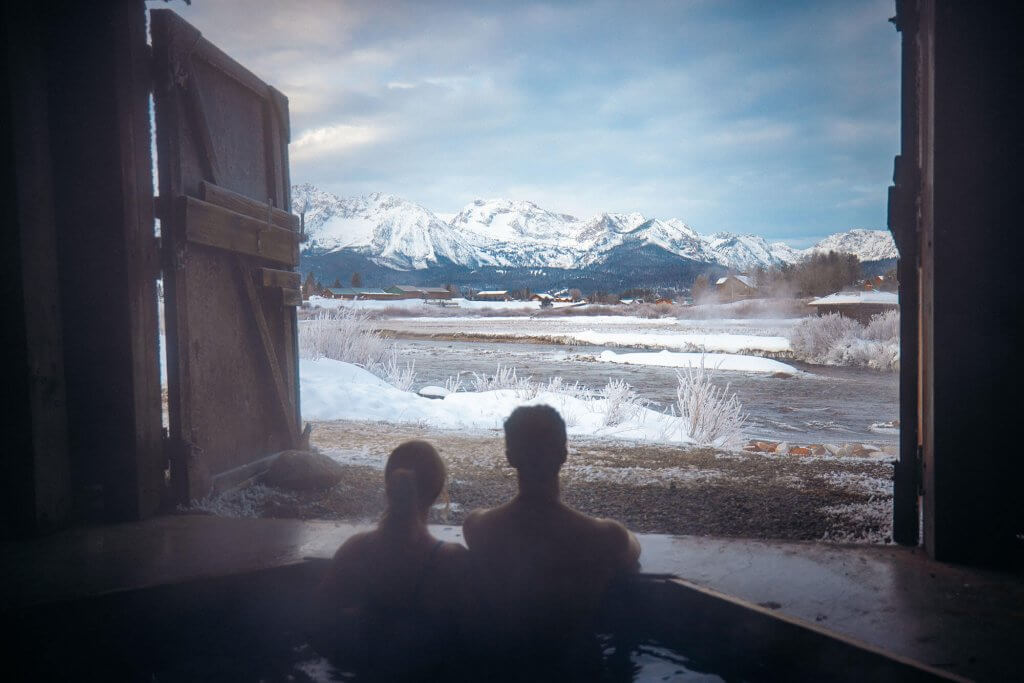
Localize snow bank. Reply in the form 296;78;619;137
300;358;694;445
595;350;797;374
566;330;791;354
307;296;576;312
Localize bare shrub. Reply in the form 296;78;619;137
298;308;425;389
601;378;645;426
863;309;900;342
790;311;901;371
825;339;900;371
443;373;465;393
542;376;592;400
470;364;534;395
378;351;417;392
790;313;860;359
675;360;747;449
298;308;390;368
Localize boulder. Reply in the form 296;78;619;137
810;444;828;455
788;446;812;456
264;450;345;491
418;385;450;400
823;444;841;456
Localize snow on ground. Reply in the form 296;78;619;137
300;358;694;445
307;295;575;312
593;350;797;374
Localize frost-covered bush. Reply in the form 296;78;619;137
790;313;861;359
379;351;417;392
825;338;900;371
298;308;390;368
298;309;422;388
862;309;900;342
601;378;645;426
470;364;535;396
543;376;591;400
789;311;901;371
675;361;747;449
443;373;465;394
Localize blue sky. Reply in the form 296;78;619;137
161;0;899;247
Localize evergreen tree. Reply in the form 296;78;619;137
351;272;363;287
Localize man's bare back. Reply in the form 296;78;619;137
463;405;641;645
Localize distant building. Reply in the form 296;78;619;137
807;290;899;324
858;275;897;292
418;286;455;300
323;287;401;300
715;275;758;301
475;290;511;301
384;285;454;300
323;287;358;299
385;285;426;299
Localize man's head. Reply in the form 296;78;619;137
503;405;567;477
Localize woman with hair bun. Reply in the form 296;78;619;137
315;440;469;678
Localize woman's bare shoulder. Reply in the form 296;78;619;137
331;530;377;562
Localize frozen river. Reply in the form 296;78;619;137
390;338;900;446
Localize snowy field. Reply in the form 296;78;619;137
592;350;797;374
369;315;796;354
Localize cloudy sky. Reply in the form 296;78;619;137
159;0;899;246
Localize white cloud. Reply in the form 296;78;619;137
290;123;388;161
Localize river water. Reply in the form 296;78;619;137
391;338;900;446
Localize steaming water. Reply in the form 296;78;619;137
394;339;899;446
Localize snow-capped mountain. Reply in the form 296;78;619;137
294;185;896;276
808;229;898;262
703;233;805;271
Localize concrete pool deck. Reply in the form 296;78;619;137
3;514;1021;680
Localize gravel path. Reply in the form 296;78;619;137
229;420;895;544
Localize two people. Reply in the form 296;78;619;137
318;404;641;677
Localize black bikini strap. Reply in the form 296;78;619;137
412;540;446;603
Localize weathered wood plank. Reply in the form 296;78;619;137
281;288;302;307
200;181;298;231
181;59;222;186
236;258;299;446
258;267;300;289
180;196;299;266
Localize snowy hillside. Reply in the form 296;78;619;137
294;185;895;273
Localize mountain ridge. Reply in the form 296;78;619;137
294;184;897;290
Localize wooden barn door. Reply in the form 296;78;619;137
151;10;302;501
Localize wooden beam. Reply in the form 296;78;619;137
258;267;300;289
236;257;299;446
280;288;302;307
181;59;222;186
179;195;299;266
200;181;298;231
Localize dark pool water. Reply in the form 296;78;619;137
394;339;900;446
291;635;726;681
